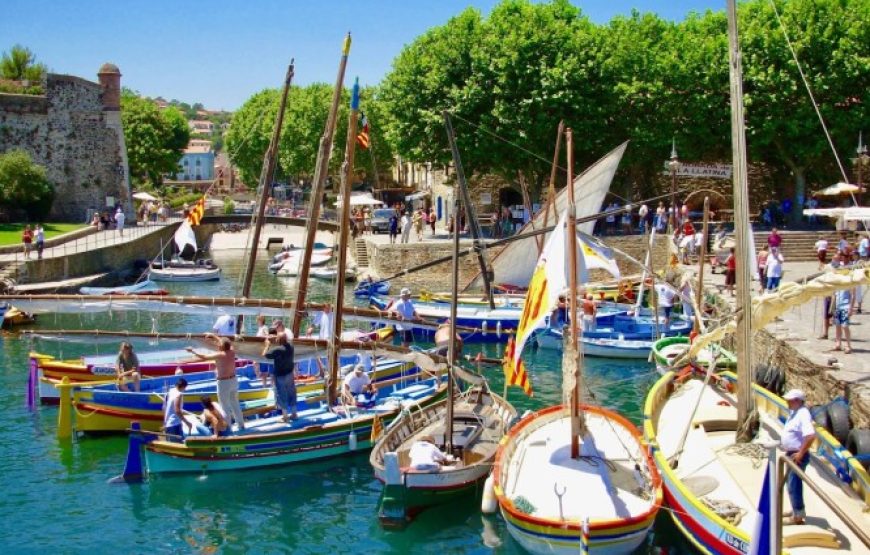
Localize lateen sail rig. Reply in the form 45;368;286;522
173;221;198;259
465;141;627;291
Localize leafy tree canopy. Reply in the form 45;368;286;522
0;44;47;82
0;149;54;219
121;91;191;188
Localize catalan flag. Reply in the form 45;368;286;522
187;196;206;226
356;112;370;149
370;412;383;443
503;338;532;396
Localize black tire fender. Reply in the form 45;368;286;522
846;429;870;471
827;402;851;446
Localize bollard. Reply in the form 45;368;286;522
57;376;73;440
26;358;38;410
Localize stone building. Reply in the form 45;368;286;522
0;63;132;221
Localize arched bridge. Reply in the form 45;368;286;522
201;214;339;232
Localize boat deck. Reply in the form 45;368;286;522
502;413;655;522
656;379;870;553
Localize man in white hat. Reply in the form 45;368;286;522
781;388;815;525
390;287;419;347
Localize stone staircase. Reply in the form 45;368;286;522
0;261;23;292
354;238;369;267
752;230;857;262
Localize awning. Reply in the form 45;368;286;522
404;191;430;201
813;182;864;196
132;192;158;201
803;207;870;221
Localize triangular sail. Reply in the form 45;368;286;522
173;221;198;259
464;142;626;291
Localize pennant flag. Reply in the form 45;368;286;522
749;448;777;555
370;412;383;443
503;210;570;396
187;196;206;226
356;112;370;149
577;231;621;282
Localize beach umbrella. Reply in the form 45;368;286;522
812;182;863;196
335;194;383;207
133;191;158;201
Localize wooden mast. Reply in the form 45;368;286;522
539;121;565;256
726;0;756;442
443;111;496;310
445;171;462;454
291;33;351;337
237;60;295;330
694;196;710;333
326;78;361;406
566;128;586;459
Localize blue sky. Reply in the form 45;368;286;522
1;0;721;111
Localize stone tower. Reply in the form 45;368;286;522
98;63;133;218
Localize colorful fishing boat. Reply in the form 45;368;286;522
536;327;653;359
651;336;736;374
354;280;391;297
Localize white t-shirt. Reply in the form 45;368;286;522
859;237;869;256
781;406;814;452
815;239;828;252
638;204;649;218
213;314;236;335
164;387;183;427
343;371;371;395
314;311;333;339
393;298;417;331
408;440;448;469
115;210;126;227
657;284;676;308
767;253;784;278
256;325;270;338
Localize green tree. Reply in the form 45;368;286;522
0;149;55;219
121;92;191;188
0;44;47;81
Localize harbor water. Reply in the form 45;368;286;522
0;250;694;553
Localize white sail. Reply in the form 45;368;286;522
173;221;198;257
464;141;627;291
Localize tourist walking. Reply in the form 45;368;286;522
200;396;229;438
833;286;856;353
163;378;192;442
725;247;736;297
815;237;829;270
756;247;769;295
413;208;424;241
389;213;398;244
21;225;33;259
115;207;126;237
767;227;782;250
859;234;869;260
638;203;649;234
35;224;45;259
400;212;411;243
262;332;297;422
621;204;632;235
187;335;245;431
765;247;784;292
780;389;815;526
429;207;436;236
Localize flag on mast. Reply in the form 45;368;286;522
576;231;620;282
503;210;569;395
187;196;206;226
356;112;370;149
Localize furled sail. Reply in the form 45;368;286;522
174;221;198;259
464;141;627;291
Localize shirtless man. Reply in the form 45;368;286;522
187;334;245;431
200;396;229;438
434;319;463;359
581;294;598;333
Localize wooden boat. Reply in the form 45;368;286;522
494;405;662;554
67;354;420;433
149;259;221;282
129;376;447;475
584;313;691;341
311;266;357;282
371;372;515;527
269;242;330;263
79;280;168;296
536;327;652;359
2;305;35;327
651;336;736;374
645;370;870;554
271;253;332;275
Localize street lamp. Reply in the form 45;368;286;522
853;132;869;206
668;138;680;232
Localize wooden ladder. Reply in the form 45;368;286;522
354;238;369;267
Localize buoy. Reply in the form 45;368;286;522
348;431;358;451
384;452;402;485
481;474;497;513
496;321;502;339
482;321;488;336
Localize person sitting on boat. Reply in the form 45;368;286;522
212;313;236;336
408;435;454;472
187;335;245;432
550;294;568;329
164;378;192;442
781;389;815;526
200;395;229;438
306;304;333;340
341;364;377;407
115;341;141;392
434;319;463;358
581;294;598;333
262;332;298;422
390;288;420;348
656;283;677;330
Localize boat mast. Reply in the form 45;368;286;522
726;0;756;442
694;196;710;333
326;78;361;406
445;168;462;455
238;60;295;329
443;111;496;310
566;128;587;459
538;121;565;256
291;33;352;337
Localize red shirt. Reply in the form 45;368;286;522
682;221;695;236
767;233;782;248
726;254;736;271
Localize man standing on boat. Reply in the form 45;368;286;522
306;304;333;340
390;288;419;348
262;332;297;422
164;378;192;442
212;313;236;336
187;335;245;431
781;389;815;526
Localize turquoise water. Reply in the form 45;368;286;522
0;250;694;553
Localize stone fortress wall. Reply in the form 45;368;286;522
0;64;132;222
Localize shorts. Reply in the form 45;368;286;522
663;306;673;318
725;269;736;286
817;250;827;263
399;329;414;343
833;309;850;327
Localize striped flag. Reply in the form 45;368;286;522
356;112;370;149
577;231;620;282
187;196;206;226
370;412;383;443
503;210;569;396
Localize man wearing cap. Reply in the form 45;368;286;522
342;364;377;405
781;389;815;525
408;435;454;472
391;288;419;347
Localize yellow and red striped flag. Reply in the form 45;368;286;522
187;196;206;226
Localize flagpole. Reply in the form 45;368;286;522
566;128;586;459
539;120;564;256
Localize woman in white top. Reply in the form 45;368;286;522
765;247;784;292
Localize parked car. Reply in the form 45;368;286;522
370;208;397;234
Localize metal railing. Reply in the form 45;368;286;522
775;454;870;552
